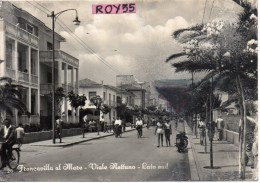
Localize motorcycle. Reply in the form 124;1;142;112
175;132;188;152
114;124;122;138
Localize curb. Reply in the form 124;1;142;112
184;121;200;181
30;128;137;148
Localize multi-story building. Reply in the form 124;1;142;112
121;84;146;108
78;78;117;124
0;2;79;127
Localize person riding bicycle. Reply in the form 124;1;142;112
136;117;143;137
0;118;16;170
114;117;122;136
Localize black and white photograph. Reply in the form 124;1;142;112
0;0;258;181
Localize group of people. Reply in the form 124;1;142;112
154;118;172;148
0;118;25;170
195;115;225;146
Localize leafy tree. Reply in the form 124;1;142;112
68;91;87;137
166;2;257;179
0;77;27;123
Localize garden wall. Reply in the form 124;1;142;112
23;128;82;143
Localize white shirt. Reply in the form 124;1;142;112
83;115;88;122
16;127;25;139
136;120;143;126
114;119;122;126
4;125;12;138
216;118;224;129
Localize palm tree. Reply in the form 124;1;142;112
165;2;257;179
0;77;27;123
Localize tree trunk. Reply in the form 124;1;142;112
236;74;247;180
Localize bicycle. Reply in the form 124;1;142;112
0;142;20;170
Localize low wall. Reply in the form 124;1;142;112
223;129;239;147
23;128;82;143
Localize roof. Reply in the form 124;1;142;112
225;103;238;109
121;84;146;91
79;78;101;87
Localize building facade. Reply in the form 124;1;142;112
0;2;79;127
78;79;117;124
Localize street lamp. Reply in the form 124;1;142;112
48;9;80;144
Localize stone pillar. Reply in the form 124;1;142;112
64;63;68;123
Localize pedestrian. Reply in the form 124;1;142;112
198;118;206;145
155;118;165;147
0;118;16;170
111;117;115;134
206;120;216;141
136;117;143;137
216;115;225;141
16;123;25;151
164;119;172;147
175;118;178;130
100;115;105;132
56;116;63;143
114;117;122;136
83;115;87;133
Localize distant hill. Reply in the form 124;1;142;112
153;79;193;89
153;79;195;113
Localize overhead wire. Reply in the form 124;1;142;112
26;1;122;77
208;0;215;20
202;0;208;24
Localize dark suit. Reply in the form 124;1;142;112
0;125;16;166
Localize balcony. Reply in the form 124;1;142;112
31;74;38;85
5;21;39;47
18;71;29;83
6;68;16;80
40;50;79;68
40;83;77;95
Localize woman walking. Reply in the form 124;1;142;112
164;119;172;146
198;118;206;145
155;118;165;147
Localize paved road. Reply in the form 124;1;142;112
2;124;190;181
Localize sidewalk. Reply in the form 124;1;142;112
184;121;254;181
26;126;136;147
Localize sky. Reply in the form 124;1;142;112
11;0;245;88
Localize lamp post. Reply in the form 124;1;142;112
48;9;80;144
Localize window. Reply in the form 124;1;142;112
103;92;106;101
31;89;37;115
109;93;111;105
47;42;53;50
31;49;38;75
47;72;52;83
6;41;13;69
113;95;115;106
26;24;34;34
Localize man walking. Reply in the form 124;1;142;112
216;115;225;141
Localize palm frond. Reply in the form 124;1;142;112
173;24;204;38
172;60;215;73
165;52;186;63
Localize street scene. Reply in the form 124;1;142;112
0;0;258;182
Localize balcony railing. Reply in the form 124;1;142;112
40;83;77;95
31;74;38;84
6;68;16;80
40;50;79;68
18;71;29;83
62;84;74;93
5;21;39;47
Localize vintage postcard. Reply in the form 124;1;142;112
0;0;258;181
